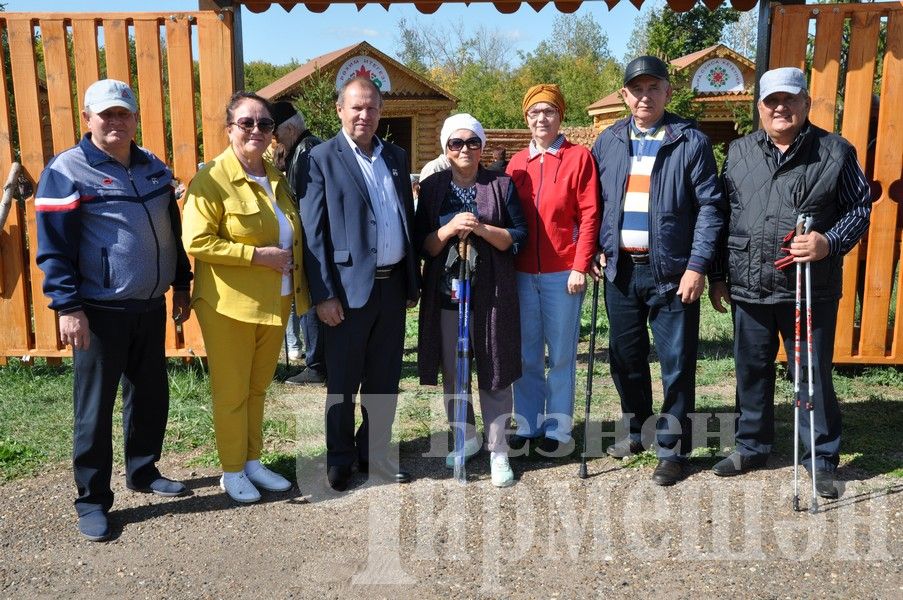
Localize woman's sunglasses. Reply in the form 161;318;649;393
230;117;276;133
446;137;482;152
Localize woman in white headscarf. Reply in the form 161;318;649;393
414;113;527;487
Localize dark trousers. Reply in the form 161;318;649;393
324;268;406;468
301;305;326;374
733;300;841;472
72;304;169;516
605;261;700;461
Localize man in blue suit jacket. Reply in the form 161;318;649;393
300;77;419;491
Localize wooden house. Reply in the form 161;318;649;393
258;41;457;173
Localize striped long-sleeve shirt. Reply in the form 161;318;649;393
619;120;666;253
765;133;871;256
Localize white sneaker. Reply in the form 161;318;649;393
220;472;261;503
490;452;515;488
288;349;303;361
245;464;292;492
445;436;482;468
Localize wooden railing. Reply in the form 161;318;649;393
0;11;236;362
771;1;902;365
0;3;900;365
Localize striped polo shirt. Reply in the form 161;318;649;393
620;119;665;254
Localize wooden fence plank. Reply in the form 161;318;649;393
164;16;198;182
134;19;167;158
197;11;234;164
807;9;843;130
881;11;903;360
861;10;903;358
769;7;809;70
41;20;79;154
133;18;180;350
165;15;205;353
835;9;881;360
103;19;131;84
0;22;31;361
8;19;57;351
72;19;100;136
0;23;15;170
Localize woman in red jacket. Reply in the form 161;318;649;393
506;84;600;455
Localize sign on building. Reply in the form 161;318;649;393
335;55;392;92
691;58;745;93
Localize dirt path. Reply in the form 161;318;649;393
1;452;900;599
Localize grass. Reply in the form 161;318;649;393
1;300;901;481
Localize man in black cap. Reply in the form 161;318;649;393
590;56;725;486
271;100;326;385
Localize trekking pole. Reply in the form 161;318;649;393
578;278;600;479
803;215;818;514
284;332;291;371
453;236;471;485
792;215;804;512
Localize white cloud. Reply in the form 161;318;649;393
503;28;525;42
328;27;381;38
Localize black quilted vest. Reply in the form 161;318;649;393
723;123;852;304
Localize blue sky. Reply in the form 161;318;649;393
8;1;652;66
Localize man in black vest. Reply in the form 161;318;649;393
708;67;872;499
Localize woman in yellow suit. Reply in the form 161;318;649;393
182;91;310;503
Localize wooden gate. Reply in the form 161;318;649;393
0;10;236;362
771;1;903;365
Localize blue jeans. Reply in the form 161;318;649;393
513;270;585;442
285;301;326;373
605;261;699;462
285;300;303;353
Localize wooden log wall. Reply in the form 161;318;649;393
0;11;236;362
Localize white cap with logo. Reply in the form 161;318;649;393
84;79;138;113
758;67;808;102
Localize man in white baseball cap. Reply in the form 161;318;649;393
757;66;807;101
83;78;138;114
35;78;192;541
708;66;872;501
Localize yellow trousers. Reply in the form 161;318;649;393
195;297;291;472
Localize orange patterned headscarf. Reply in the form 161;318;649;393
522;84;566;121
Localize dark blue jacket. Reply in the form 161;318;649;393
36;135;192;314
591;112;725;293
300;132;419;309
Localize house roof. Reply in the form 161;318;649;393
236;0;759;15
257;41;457;102
670;43;756;72
586;44;755;114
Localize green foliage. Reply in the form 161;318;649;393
454;63;524;129
640;2;742;62
665;70;703;122
712;142;727;172
731;100;755;136
394;13;621;128
517;15;622;127
243;59;300;93
292;67;341;140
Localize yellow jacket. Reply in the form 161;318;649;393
182;145;311;326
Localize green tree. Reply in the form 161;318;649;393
243;59;299;93
292;67;341;140
627;1;742;62
516;14;622;126
454;62;523;128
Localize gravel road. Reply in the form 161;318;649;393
1;453;900;599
